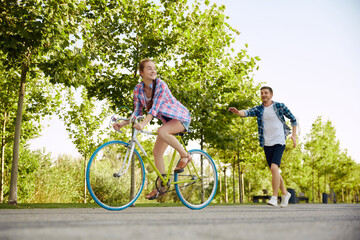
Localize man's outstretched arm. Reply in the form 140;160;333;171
228;107;246;117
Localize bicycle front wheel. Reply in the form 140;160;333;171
174;149;218;210
86;141;145;211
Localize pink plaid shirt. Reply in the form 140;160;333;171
132;78;191;123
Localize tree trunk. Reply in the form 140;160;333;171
232;161;236;203
324;167;327;194
312;158;315;203
241;173;245;203
1;110;7;203
224;167;228;203
218;169;222;203
130;154;135;206
317;170;320;203
200;132;204;203
1;143;5;203
201;154;204;203
8;64;28;205
84;155;87;203
237;160;242;203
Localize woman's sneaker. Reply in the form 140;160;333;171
280;192;292;208
266;196;278;207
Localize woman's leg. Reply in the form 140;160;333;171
146;136;168;199
153;136;169;174
157;119;188;158
146;120;186;198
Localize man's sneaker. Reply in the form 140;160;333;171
280;192;292;208
267;196;278;207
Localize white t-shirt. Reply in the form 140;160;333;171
263;104;285;146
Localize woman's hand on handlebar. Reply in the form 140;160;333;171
133;123;144;131
113;120;129;131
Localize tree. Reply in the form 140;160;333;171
160;6;260;149
81;0;188;108
79;0;260;139
0;58;17;203
0;0;84;204
0;53;61;202
59;87;108;203
304;117;341;202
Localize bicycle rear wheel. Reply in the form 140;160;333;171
86;141;145;210
174;149;218;210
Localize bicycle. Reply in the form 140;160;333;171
86;111;218;211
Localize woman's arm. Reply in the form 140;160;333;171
113;120;130;131
134;114;153;130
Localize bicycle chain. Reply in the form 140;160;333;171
155;174;199;194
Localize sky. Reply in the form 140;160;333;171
30;0;360;163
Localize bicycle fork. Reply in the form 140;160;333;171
113;129;149;178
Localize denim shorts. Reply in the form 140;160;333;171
162;115;190;132
264;144;285;168
180;121;190;132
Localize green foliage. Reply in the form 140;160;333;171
80;0;186;107
31;154;85;203
300;117;359;203
0;0;358;205
1;0;86;204
0;52;62;202
0;0;84;70
59;87;109;159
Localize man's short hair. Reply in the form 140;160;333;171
260;86;273;94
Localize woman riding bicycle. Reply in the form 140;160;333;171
113;59;192;200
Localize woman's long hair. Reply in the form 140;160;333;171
139;59;157;111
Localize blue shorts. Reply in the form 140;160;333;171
264;144;285;168
161;115;190;132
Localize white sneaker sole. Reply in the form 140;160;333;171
266;202;278;207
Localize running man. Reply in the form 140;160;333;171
228;86;297;207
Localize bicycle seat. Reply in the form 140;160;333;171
173;126;192;136
173;131;187;136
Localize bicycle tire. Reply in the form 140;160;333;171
174;149;218;210
86;141;145;211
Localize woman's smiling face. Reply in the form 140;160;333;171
140;61;157;81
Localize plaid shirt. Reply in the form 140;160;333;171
244;101;297;147
132;78;191;123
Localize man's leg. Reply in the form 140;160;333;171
270;163;281;197
264;146;278;206
279;175;287;195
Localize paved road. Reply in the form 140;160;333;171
0;204;359;240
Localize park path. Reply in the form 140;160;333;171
0;204;359;240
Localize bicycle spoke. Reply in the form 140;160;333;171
175;149;218;210
86;141;145;211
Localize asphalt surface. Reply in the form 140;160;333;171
0;204;359;240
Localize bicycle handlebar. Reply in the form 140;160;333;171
110;112;148;132
110;107;153;134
